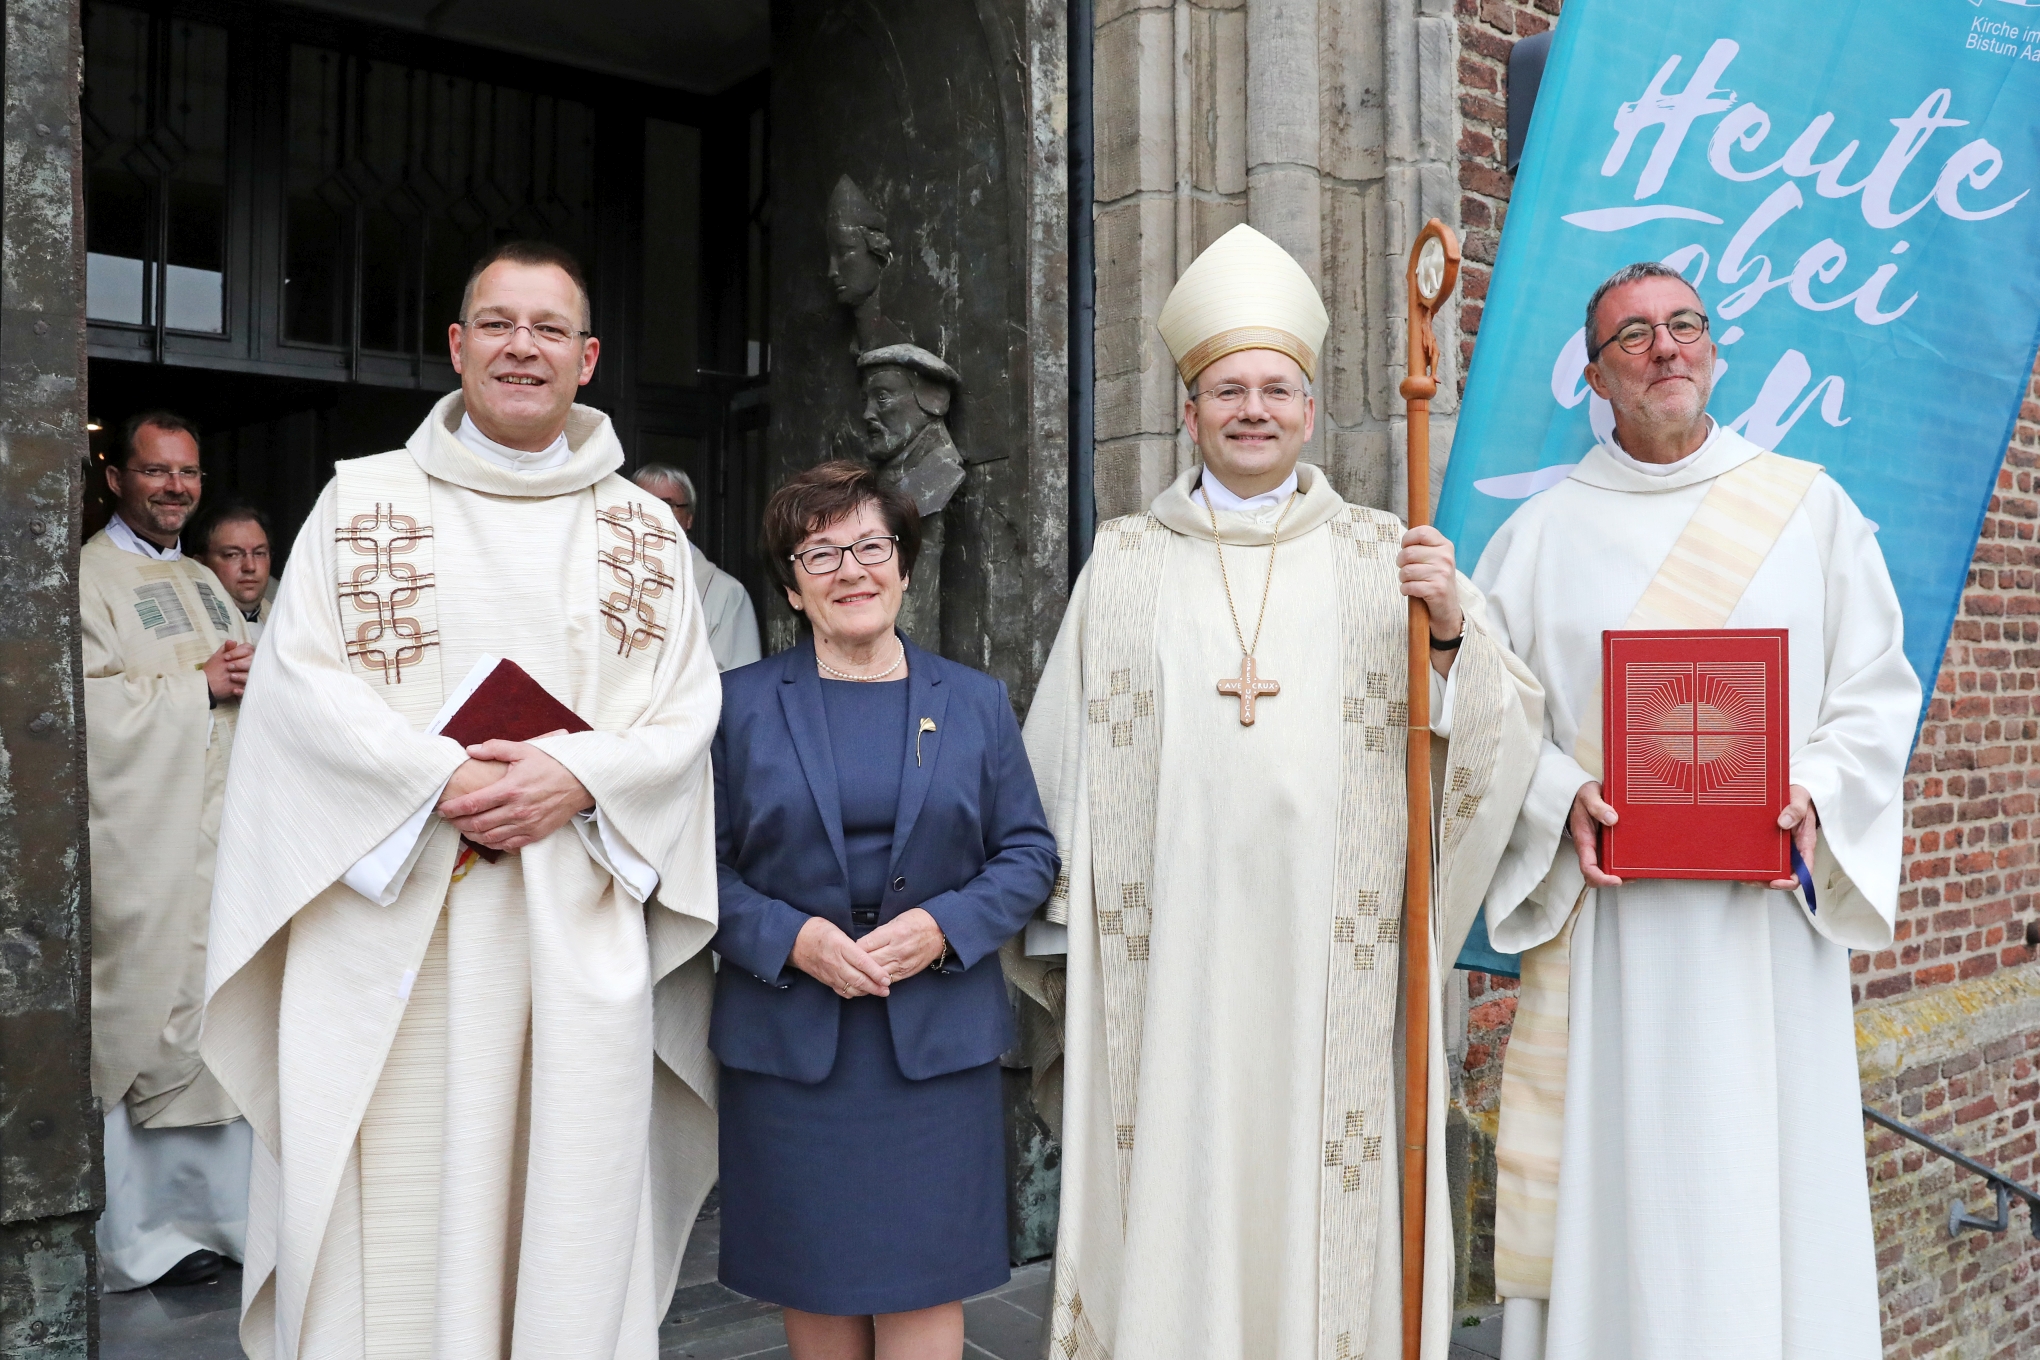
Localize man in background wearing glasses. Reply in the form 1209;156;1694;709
190;502;275;642
82;410;255;1292
205;241;723;1356
632;462;762;670
1474;262;1918;1359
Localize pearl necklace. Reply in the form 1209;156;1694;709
817;637;906;682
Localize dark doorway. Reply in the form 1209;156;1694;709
84;360;438;565
84;0;771;599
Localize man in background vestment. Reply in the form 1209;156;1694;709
85;409;255;1290
632;462;761;670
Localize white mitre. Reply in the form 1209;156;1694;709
1157;223;1330;383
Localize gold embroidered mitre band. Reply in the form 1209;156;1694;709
1157;224;1330;383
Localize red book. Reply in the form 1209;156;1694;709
1599;629;1789;882
434;657;591;862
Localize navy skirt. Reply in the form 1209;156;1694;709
717;994;1010;1315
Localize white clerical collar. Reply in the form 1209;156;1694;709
1192;467;1299;512
456;412;571;473
107;513;182;560
1607;416;1720;478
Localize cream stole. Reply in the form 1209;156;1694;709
1491;450;1822;1299
1049;505;1514;1359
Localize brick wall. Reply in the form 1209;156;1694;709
1453;0;1556;383
1447;2;2040;1352
1856;386;2040;1358
1875;424;2040;1005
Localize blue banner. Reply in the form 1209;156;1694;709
1438;1;2040;701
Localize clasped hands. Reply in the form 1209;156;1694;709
1571;780;1818;892
790;909;947;999
204;640;255;701
437;731;593;852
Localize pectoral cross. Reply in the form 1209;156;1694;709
1217;653;1280;726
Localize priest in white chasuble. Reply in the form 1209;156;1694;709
1006;224;1544;1360
1474;263;1920;1360
85;410;255;1292
204;241;722;1360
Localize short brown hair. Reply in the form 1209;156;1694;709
191;501;272;555
460;239;591;330
761;459;921;598
119;410;200;468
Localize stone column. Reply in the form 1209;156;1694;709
0;0;99;1354
1090;0;1460;523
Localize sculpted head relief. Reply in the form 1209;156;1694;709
825;175;892;308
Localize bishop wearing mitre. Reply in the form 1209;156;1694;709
203;241;721;1358
1006;224;1543;1360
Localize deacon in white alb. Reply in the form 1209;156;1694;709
1006;224;1543;1360
204;241;722;1359
1476;262;1919;1360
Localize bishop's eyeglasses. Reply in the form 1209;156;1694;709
1192;383;1305;408
791;534;899;575
1590;309;1710;360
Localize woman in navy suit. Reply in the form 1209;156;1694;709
711;460;1058;1360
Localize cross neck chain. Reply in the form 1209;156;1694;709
1207;487;1299;660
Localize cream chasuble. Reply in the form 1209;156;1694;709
83;529;249;1128
84;528;254;1291
204;391;722;1360
1474;428;1918;1360
1006;463;1543;1360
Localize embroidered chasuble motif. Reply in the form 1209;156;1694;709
335;453;679;732
1492;449;1822;1300
1051;504;1513;1360
336;458;444;719
597;502;679;658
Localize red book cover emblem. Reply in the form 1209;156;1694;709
1600;629;1789;881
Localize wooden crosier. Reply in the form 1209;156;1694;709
1400;218;1460;1360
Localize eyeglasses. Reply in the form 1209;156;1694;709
460;317;592;347
791;534;898;575
1192;383;1305;409
1590;309;1710;360
119;464;204;483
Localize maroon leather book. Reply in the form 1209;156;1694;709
439;659;590;862
1599;629;1789;882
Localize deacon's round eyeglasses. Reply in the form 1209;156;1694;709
791;534;899;575
460;317;592;347
1589;309;1710;360
1191;383;1305;409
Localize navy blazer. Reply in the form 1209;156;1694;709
709;634;1059;1083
